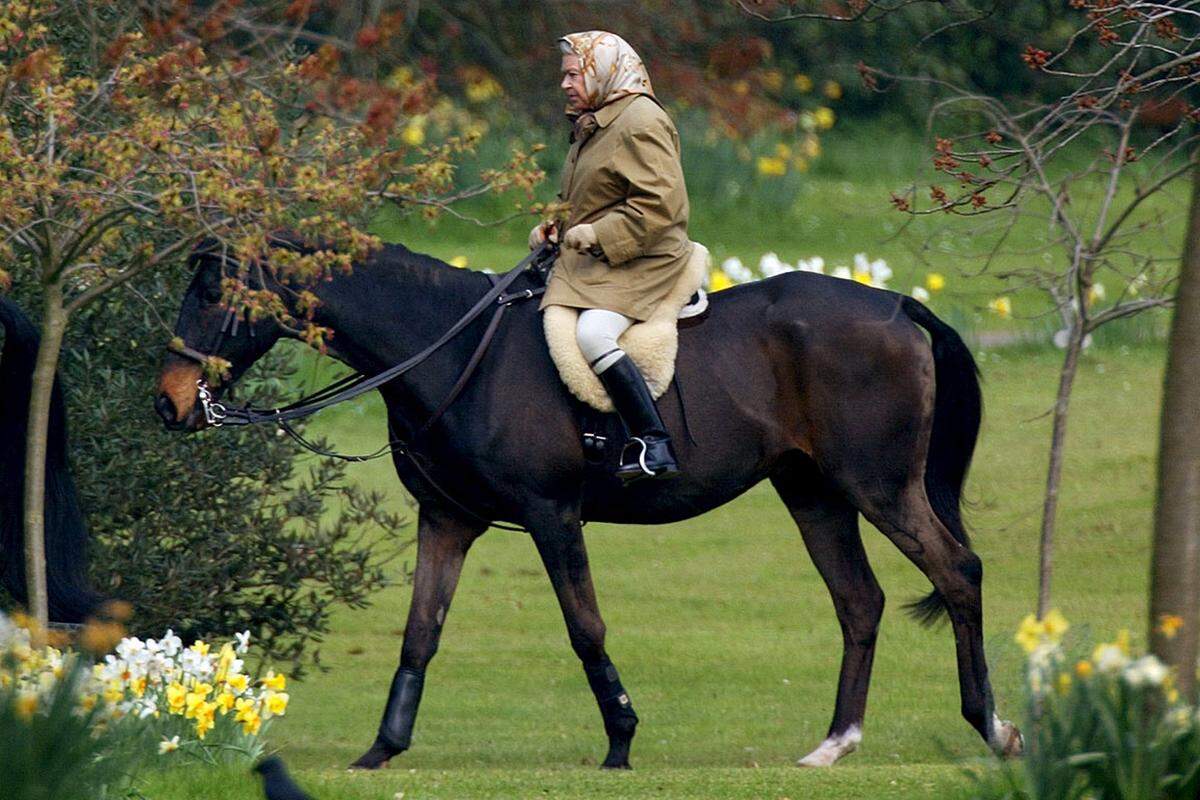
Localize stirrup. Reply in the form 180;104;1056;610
619;437;655;479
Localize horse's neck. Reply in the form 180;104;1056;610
302;247;490;423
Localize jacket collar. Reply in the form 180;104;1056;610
593;93;643;128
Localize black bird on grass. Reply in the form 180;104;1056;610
254;756;314;800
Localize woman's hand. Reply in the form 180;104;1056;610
528;221;559;250
562;223;599;253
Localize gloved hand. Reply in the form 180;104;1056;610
562;223;599;254
528;221;558;250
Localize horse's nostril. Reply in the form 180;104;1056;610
154;393;178;425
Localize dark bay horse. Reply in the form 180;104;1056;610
155;241;1022;769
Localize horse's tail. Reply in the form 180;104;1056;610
0;297;105;623
898;296;982;626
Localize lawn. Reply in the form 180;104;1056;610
138;337;1165;798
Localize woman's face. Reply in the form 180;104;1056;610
560;53;588;112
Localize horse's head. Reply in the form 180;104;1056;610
155;246;284;431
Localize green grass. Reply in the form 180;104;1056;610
136;340;1166;799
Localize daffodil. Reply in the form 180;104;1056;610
261;671;286;692
1157;614;1184;639
227;673;249;693
793;74;813;93
987;296;1012;319
814;107;836;130
166;681;187;713
709;270;733;292
265;691;289;717
158;735;180;755
756;156;788;177
1074;660;1093;678
925;273;946;292
15;692;38;721
449;255;469;268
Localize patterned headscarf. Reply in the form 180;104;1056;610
558;31;655;142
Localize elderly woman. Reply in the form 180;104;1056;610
531;31;692;483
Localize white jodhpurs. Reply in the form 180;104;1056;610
576;308;635;374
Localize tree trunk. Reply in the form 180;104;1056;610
1037;319;1085;618
1148;165;1200;701
22;280;67;633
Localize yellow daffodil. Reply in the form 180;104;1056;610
987;296;1012;319
1015;614;1042;654
235;697;257;722
823;80;843;100
103;682;123;704
261;671;286;692
1056;672;1072;694
449;255;469;268
852;270;873;286
709;270;733;292
1157;614;1185;639
80;693;98;711
925;272;946;292
774;142;793;160
15;692;38;721
132;676;147;697
215;643;236;683
227;673;249;693
166;682;187;713
756;156;788;177
793;73;813;93
241;709;262;736
265;691;289;717
814;107;836;130
1075;660;1093;678
217;691;236;714
1042;609;1069;641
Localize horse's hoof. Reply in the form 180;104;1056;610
796;725;861;767
990;718;1023;759
600;760;632;770
348;740;400;770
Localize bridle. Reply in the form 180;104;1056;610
167;242;558;530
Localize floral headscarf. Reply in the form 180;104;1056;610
558;31;655;141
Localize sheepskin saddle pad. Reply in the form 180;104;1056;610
543;242;710;413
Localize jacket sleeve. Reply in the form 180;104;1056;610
590;116;687;266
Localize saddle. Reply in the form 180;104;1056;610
543;242;710;413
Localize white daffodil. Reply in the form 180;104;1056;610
912;286;931;302
235;630;252;654
797;256;825;274
160;630;182;657
1123;655;1168;688
832;266;852;280
721;256;753;284
759;252;794;278
1094;644;1130;675
869;258;892;287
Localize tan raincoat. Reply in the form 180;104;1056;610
540;34;692;322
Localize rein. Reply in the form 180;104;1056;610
170;243;557;532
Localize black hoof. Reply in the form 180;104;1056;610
348;739;401;770
600;760;632;770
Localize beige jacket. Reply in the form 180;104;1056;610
540;93;692;322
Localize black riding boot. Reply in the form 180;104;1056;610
596;354;680;484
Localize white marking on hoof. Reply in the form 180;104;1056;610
989;714;1023;758
797;725;861;767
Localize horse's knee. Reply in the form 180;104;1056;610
837;585;884;647
568;618;607;663
400;621;443;668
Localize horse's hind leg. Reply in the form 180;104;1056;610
852;484;1022;758
526;502;639;769
772;462;884;767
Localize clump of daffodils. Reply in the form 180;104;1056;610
709;252;902;293
991;610;1200;800
2;613;288;766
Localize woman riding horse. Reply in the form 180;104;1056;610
530;31;689;483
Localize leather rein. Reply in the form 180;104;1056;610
168;243;557;531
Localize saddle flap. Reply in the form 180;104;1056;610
543;243;709;413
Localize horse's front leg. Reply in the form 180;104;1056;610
527;503;639;769
349;506;485;769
